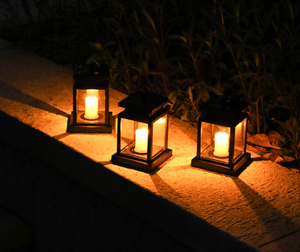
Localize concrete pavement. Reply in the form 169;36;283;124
0;38;299;251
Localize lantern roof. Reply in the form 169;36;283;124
74;63;109;76
118;92;169;117
73;63;109;89
200;95;248;118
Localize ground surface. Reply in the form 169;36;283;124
0;38;299;251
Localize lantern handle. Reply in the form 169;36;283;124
93;59;101;68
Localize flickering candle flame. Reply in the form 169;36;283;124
214;132;229;157
85;96;98;120
135;129;148;154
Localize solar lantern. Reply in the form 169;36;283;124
191;95;251;175
112;92;172;172
67;63;113;133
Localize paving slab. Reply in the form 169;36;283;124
0;38;299;251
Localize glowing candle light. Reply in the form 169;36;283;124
85;96;98;120
214;132;229;157
135;129;148;153
86;89;98;97
155;117;166;125
153;117;166;138
236;122;242;140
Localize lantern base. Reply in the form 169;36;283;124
67;112;113;133
111;149;172;172
191;152;251;176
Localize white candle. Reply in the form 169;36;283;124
135;129;148;153
85;96;98;120
214;132;229;157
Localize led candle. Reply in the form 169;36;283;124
214;132;229;157
135;129;148;153
85;96;98;120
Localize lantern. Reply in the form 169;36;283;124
191;95;251;175
67;63;113;133
112;92;172;172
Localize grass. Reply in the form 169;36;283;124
1;0;300;171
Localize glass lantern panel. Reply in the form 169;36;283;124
200;122;212;155
200;122;230;164
76;89;106;124
120;118;134;152
120;118;148;160
151;115;167;158
233;118;247;161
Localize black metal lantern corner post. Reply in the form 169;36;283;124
112;92;172;172
67;63;113;133
191;95;251;175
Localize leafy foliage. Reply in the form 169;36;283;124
1;0;300;171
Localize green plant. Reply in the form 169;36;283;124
274;118;300;172
2;0;300;169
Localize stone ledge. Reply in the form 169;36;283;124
1;38;300;251
0;205;32;251
0;105;256;252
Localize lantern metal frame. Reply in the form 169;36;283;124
112;92;172;172
67;64;113;133
191;95;251;175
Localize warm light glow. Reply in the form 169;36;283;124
115;118;119;134
155;117;165;124
85;96;98;120
214;132;229;157
154;117;166;138
135;129;148;153
236;122;242;140
86;89;98;97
